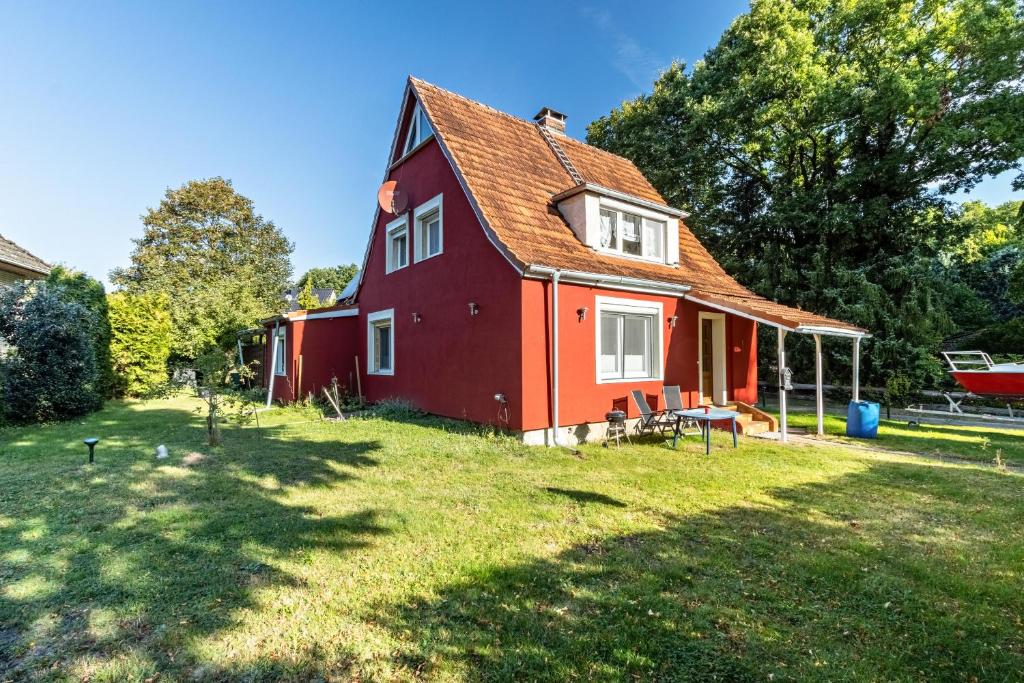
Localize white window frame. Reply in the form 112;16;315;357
698;312;728;405
597;198;668;264
594;296;664;384
274;327;287;376
367;308;395;376
402;102;434;156
413;193;444;262
385;215;409;274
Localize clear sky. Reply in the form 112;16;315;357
0;1;1019;288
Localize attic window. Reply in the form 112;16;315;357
402;103;434;156
599;207;665;262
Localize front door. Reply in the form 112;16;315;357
700;318;714;404
699;313;726;405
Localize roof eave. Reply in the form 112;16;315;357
551;183;688;218
524;265;691;296
0;260;50;278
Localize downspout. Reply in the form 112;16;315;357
266;320;280;408
551;270;561;447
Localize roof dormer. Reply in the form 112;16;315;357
553;184;682;267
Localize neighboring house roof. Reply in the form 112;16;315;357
0;233;50;277
394;78;864;335
283;287;336;312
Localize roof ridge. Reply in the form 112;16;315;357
408;75;652;176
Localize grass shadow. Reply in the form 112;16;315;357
378;458;1024;680
0;398;390;680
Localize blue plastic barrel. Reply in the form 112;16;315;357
846;401;880;439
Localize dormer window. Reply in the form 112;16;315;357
402;103;434;156
599;206;665;261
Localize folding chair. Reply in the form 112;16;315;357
663;385;700;437
631;390;674;436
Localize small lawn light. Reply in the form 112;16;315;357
83;437;99;464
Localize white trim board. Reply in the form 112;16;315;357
288;308;359;322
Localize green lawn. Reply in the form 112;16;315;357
1;397;1022;681
784;410;1024;466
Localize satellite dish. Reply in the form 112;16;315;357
377;180;408;215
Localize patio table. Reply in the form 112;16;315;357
670;408;741;454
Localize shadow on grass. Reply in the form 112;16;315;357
544;487;627;508
0;400;388;680
380;460;1024;681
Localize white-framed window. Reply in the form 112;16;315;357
402;102;434;156
598;203;666;262
385;215;408;274
413;193;443;262
595;296;663;383
274;327;287;376
367;309;395;376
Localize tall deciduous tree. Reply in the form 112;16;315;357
588;0;1024;387
111;178;293;361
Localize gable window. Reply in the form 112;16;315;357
367;309;395;375
598;206;665;262
385;215;408;273
274;327;287;376
402;102;434;156
413;194;443;262
595;297;663;383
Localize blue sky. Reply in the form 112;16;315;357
0;1;1018;288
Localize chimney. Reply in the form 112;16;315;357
533;107;567;136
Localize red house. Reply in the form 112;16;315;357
265;77;866;445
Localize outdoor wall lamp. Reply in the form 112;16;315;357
668;315;679;329
468;302;479;316
412;312;422;323
577;307;588;322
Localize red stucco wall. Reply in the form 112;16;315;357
356;135;525;428
264;315;359;403
519;279;758;432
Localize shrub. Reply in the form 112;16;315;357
46;265;114;398
108;291;173;397
0;283;101;423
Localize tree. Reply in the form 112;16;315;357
588;0;1024;387
0;283;101;423
111;178;293;361
296;279;320;310
296;264;358;296
46;265;113;398
108;291;173;397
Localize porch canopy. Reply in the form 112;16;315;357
685;290;870;442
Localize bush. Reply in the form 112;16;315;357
46;265;114;398
108;291;173;397
0;283;101;423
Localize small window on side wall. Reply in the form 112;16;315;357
414;194;443;262
385;215;408;274
402;103;434;156
274;328;286;376
367;309;395;376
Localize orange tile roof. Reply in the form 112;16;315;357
408;78;865;335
